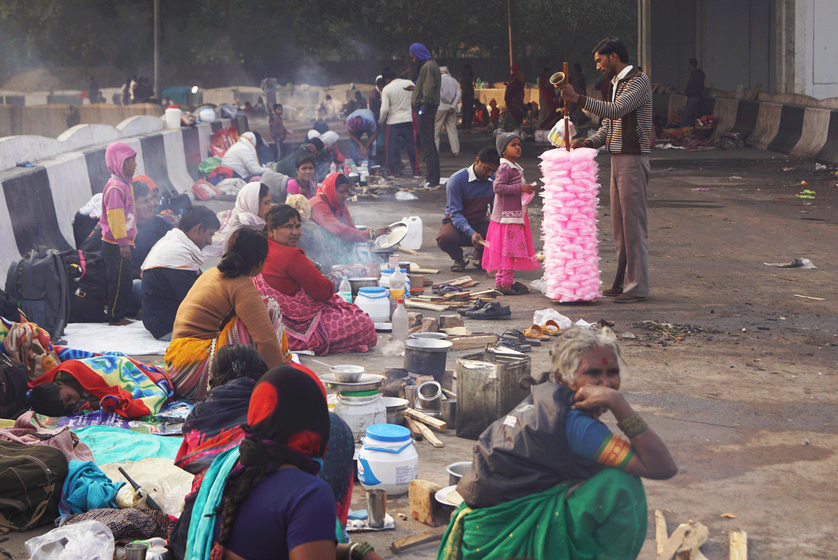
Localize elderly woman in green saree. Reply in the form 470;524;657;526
438;326;677;560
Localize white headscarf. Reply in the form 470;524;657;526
234;182;266;227
307;129;322;140
320;131;339;147
141;228;206;273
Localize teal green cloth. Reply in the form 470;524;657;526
438;468;647;560
59;460;125;515
73;426;183;464
185;446;240;560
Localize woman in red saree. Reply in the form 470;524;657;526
254;204;377;355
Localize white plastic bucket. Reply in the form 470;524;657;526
165;106;182;129
400;216;423;250
357;424;418;495
354;287;390;322
334;393;386;442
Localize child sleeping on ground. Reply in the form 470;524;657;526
27;351;174;419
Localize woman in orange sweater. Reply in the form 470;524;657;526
254;205;377;355
165;227;291;399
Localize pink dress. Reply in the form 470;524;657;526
482;160;539;273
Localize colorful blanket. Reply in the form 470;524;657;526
0;317;60;380
31;351;174;418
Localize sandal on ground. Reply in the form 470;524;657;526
512;282;530;295
472;259;484;270
496;338;531;352
458;300;490;316
542;319;562;336
495;284;527;296
463;302;511;320
523;324;550;341
501;328;541;346
450;260;468;273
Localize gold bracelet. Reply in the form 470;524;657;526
617;412;648;438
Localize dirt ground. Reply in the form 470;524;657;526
4;124;837;559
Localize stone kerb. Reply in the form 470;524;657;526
57;124;120;151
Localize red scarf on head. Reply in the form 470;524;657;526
316;172;354;226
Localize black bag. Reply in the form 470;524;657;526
61;249;108;323
0;441;69;534
160;192;191;217
5;247;69;341
0;361;28;420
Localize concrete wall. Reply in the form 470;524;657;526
0;104;163;139
0;116;246;276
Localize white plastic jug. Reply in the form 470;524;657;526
400;216;423;250
357;424;418;495
165;106;182;129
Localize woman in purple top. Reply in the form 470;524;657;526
286;154;318;199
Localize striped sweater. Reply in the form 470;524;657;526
578;67;652;155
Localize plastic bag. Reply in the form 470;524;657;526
548;117;577;148
25;520;114;560
532;309;572;331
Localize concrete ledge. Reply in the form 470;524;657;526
43;152;94;246
791;107;831;159
816;110;838;164
767;105;805;154
57;124;119;151
0;135;65;172
712;98;739;138
117;115;164;138
748;102;782;150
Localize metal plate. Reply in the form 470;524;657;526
435;485;463;507
321;373;385;392
374;222;408;249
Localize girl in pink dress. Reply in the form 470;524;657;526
482;130;539;294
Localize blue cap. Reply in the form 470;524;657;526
366;424;411;442
358;287;386;297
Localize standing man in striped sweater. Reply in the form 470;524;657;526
560;37;652;303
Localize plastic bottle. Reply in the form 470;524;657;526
476;77;482;90
392;298;408;342
350;161;358;174
329;161;337;174
389;268;405;303
339;277;353;302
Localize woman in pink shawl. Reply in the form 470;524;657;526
504;63;526;127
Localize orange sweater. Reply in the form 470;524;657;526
171;268;285;368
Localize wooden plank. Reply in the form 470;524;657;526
415;421;444;447
405;417;424;441
399;247;419;255
448;334;498;351
658;523;689;560
655;510;668;558
675;522;709;560
405;408;448;430
390;526;447;554
404;300;449;312
441;388;457;399
729;529;747;560
411;267;439;274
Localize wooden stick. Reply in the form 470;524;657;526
405;417;424;441
405;408;447;430
655;510;668;558
415;421;444;447
563;61;570;151
405;300;449;312
675;522;709;560
729;529;747;560
658;523;689;560
390;526;447;554
399;247;419;255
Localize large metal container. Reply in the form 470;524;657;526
456;349;531;439
404;339;452;380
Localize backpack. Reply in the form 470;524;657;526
5;247;69;342
61;250;108;323
0;441;69;534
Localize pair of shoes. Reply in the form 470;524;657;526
602;288;622;297
614;293;647;303
501;328;540;346
458;300;489;315
496;338;531;352
450;260;468;272
463;301;511;319
523;324;550;341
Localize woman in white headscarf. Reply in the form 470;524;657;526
224;182;273;251
220;131;273;180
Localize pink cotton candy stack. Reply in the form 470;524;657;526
538;147;601;302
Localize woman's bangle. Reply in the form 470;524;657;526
345;543;358;560
351;542;374;560
617;412;648;438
